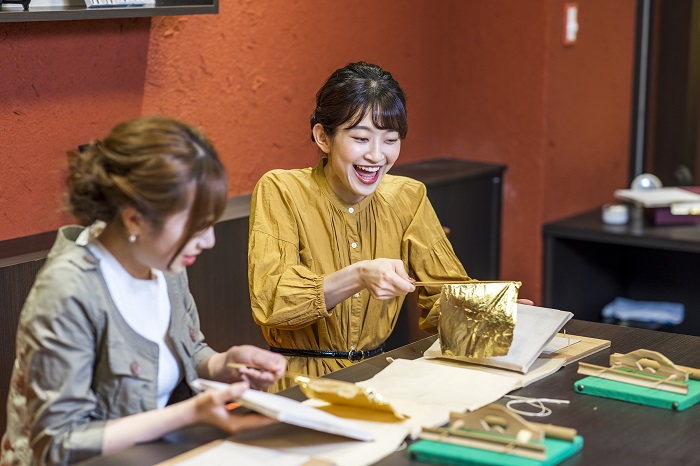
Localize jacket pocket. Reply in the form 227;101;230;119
94;342;156;418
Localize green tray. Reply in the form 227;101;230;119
407;436;583;466
574;375;700;411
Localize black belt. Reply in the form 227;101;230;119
270;344;385;362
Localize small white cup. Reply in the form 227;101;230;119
602;203;630;225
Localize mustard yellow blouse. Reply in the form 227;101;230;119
248;160;470;390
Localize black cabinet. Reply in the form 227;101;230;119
185;195;261;351
390;158;505;280
543;208;700;336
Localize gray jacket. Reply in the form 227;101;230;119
0;226;216;466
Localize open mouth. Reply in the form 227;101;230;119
354;165;382;185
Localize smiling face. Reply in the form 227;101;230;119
315;112;401;204
138;208;216;275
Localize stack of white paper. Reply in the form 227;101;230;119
614;187;700;207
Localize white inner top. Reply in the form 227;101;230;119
77;224;181;409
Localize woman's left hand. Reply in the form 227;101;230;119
516;298;535;306
192;381;279;433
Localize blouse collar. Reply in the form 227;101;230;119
312;158;377;213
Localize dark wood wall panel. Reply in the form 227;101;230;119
0;258;47;435
186;216;267;352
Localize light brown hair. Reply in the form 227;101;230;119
66;115;228;265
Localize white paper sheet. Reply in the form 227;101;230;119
230;417;410;466
170;441;311;466
356;358;517;411
541;335;580;354
355;356;564;435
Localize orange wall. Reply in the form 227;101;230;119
0;0;637;302
1;18;151;237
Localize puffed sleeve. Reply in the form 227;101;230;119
17;266;106;465
248;172;330;329
401;184;471;333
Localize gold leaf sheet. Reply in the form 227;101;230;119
295;376;407;422
439;281;520;358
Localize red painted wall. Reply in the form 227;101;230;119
1;19;151;238
0;0;637;301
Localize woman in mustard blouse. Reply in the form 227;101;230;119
249;62;473;390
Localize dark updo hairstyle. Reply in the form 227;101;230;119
310;61;408;143
66;115;228;265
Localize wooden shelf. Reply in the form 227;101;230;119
0;0;217;22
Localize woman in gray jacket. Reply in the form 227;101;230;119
1;116;287;466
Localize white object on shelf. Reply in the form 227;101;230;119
630;173;663;190
671;202;700;215
601;203;630;225
614;187;700;208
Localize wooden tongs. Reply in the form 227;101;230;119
412;280;516;286
419;404;577;461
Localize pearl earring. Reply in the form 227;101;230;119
128;234;137;243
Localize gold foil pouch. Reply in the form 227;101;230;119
438;281;520;358
295;376;407;422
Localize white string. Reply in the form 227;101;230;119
504;395;570;417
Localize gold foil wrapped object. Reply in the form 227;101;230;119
295;376;407;421
439;281;520;358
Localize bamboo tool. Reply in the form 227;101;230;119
412;280;513;286
408;404;583;465
574;349;700;411
226;363;311;380
225;363;309;380
225;362;270;372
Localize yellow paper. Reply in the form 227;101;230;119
295;376;407;421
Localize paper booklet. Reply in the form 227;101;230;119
614;187;700;207
240;390;374;441
424;304;573;373
189;380;374;442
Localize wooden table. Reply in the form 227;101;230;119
79;320;700;466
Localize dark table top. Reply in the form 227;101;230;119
79;320;700;466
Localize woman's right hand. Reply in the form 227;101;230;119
358;258;416;300
192;382;278;434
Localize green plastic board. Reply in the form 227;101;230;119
407;436;584;466
574;375;700;411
